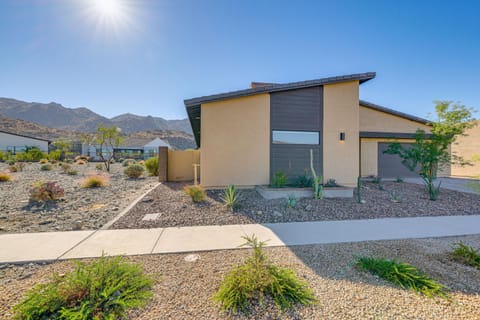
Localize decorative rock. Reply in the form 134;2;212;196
273;210;282;217
184;254;200;262
142;213;160;221
305;204;313;211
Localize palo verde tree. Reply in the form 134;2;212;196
95;124;123;172
384;101;476;200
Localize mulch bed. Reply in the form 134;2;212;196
110;181;480;229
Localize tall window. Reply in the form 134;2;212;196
272;131;319;145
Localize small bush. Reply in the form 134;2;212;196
138;160;145;166
67;169;78;176
395;176;404;183
124;164;145;178
324;178;340;188
40;164;53;171
0;172;12;182
6;159;15;165
450;242;480;269
293;173;313;188
15;162;26;172
118;157;125;163
285;194;297;208
95;163;104;170
372;176;382;184
66;159;74;164
74;155;89;162
76;160;86;165
29;181;64;203
184;185;206;202
145;157;158;176
13;256;154;320
213;235;316;314
61;163;71;173
80;174;109;188
272;171;287;188
221;185;241;211
355;257;448;299
122;158;137;167
8;165;18;172
39;158;49;164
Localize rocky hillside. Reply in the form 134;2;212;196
0;97;192;134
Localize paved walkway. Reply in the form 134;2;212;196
1;215;480;264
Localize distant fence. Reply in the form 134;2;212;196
158;149;200;182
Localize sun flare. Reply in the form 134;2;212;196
93;0;122;18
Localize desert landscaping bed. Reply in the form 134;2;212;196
0;162;158;233
1;235;480;319
111;181;480;229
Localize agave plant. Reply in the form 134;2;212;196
221;185;241;212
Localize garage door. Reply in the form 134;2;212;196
378;143;419;178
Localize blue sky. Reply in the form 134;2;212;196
0;0;479;120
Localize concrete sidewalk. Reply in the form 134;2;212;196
1;215;480;264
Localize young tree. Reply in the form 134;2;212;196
384;101;476;200
95;125;123;172
52;140;72;161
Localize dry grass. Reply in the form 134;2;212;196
80;174;109;188
0;172;12;182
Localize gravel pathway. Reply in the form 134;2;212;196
111;181;480;229
0;162;157;233
1;235;479;319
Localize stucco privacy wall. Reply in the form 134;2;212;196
451;120;480;177
359;106;431;133
200;94;270;187
0;132;49;152
167;150;200;181
323;81;359;187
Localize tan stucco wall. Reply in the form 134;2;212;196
167;150;200;181
451;121;480;177
360;106;431;133
0;132;49;152
323;81;359;187
200;94;270;187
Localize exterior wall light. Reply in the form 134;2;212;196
340;132;345;141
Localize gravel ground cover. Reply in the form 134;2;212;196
1;235;479;319
0;162;157;233
111;181;480;229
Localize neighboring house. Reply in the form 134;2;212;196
184;72;433;187
451;120;480;177
83;137;170;160
0;129;51;154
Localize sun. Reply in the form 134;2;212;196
93;0;122;18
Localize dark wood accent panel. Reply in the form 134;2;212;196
270;87;322;131
377;142;419;178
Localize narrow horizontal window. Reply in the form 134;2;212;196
272;131;319;145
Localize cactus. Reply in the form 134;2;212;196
357;176;365;204
310;149;323;200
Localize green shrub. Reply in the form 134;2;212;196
293;173;313;188
40;164;53;171
95;163;104;170
395;176;404;183
67;169;78;176
122;158;136;167
66;159;74;164
145;157;159;176
6;159;15;166
0;172;12;182
184;185;206;202
355;257;448;298
372;176;382;184
324;178;340;187
213;235;316;314
13;256;154;320
118;157;125;163
80;175;109;188
0;151;4;162
450;242;480;269
48;150;61;161
14;148;46;162
272;171;287;188
124;164;145;178
221;185;241;211
29;181;64;203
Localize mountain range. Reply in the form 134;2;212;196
0;97;192;134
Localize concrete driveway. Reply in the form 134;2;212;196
404;177;480;194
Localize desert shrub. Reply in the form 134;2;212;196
272;171;287;188
80;174;109;188
66;159;74;164
124;164;145;178
138;160;145;166
67;169;78;176
74;155;89;162
122;158;137;167
355;257;448;298
76;160;86;165
184;185;206;202
118;157;125;163
372;176;382;184
15;162;26;171
48;150;61;161
293;173;312;188
61;163;71;173
95;163;103;170
13;256;154;320
221;185;241;211
324;178;340;187
0;172;12;182
14;148;46;162
450;242;480;269
213;235;316;314
8;165;18;172
145;157;158;176
29;181;64;203
0;151;4;162
39;158;49;164
40;164;53;171
6;159;15;165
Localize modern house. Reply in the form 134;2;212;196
0;129;51;154
185;72;432;187
83;137;171;161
